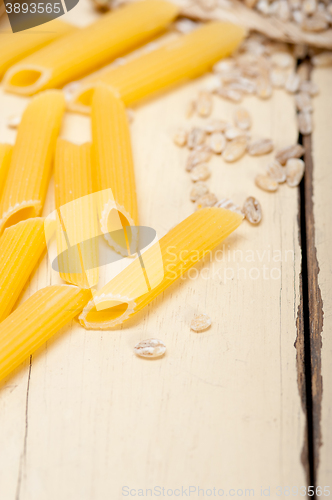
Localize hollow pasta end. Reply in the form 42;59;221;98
79;294;136;330
0;201;41;235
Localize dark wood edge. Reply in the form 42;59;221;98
303;132;324;485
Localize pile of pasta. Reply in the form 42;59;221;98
0;0;245;381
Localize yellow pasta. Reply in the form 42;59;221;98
0;90;65;235
55;140;93;209
69;22;246;114
0;144;12;199
79;207;243;329
0;218;46;323
3;0;179;96
0;20;75;79
54;139;99;288
0;285;91;382
92;85;139;255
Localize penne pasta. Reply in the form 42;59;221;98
55;140;93;209
0;144;12;199
69;22;246;114
0;90;65;235
0;218;46;323
3;0;179;96
91;85;139;255
54;139;99;288
79;207;243;329
0;285;91;382
0;20;75;79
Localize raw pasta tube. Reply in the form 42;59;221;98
70;22;246;114
0;218;46;323
0;90;65;235
0;144;12;199
0;20;75;79
92;85;139;255
54;139;99;288
0;285;91;382
3;0;179;96
79;207;243;329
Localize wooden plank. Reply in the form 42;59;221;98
310;66;332;487
0;84;307;500
0;3;307;497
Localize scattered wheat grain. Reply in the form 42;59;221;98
243;196;262;224
286;158;305;187
255;174;278;192
267;160;286;183
191;164;211;182
187;127;206;149
190;182;209;202
234;107;252;130
222;137;248;162
275;143;305;165
134;339;166;359
209;132;226;154
196;193;218;209
190;314;211;332
248;138;274;156
173;128;188;147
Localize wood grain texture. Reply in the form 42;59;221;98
0;84;307;500
0;2;308;498
295;264;309;483
302;132;323;484
310;66;332;487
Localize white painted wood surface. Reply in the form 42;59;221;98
0;3;307;498
312;67;332;488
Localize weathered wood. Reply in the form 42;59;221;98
309;66;332;488
0;2;309;497
295;221;310;484
302;132;323;485
0;86;307;500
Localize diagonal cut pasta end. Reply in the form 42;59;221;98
79;293;136;330
0;90;65;235
0;200;41;236
3;64;52;96
79;207;243;330
68;85;98;115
